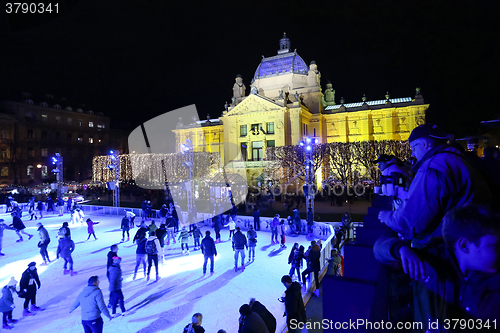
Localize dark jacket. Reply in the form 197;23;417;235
20;268;41;291
284;281;306;326
232;231;248;250
108;264;122;292
58;225;71;239
133;226;148;243
156;227;167;247
57;237;75;258
307;248;321;272
0;286;15;313
183;324;205;333
135;237;147;254
107;251;117;270
247;229;257;247
249;299;277;333
213;215;222;232
253;210;260;223
374;236;500;331
288;246;298;264
239;311;270;333
121;217;130;231
12;216;25;231
201;235;217;257
292;249;306;269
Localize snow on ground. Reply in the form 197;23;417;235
0;210;322;333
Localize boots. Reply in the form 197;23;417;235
40;260;48;266
28;234;33;240
23;308;34;316
156;275;160;282
31;304;43;311
70;270;78;276
6;319;18;324
64;269;69;275
16;237;23;242
146;275;150;282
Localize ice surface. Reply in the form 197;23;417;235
0;211;317;333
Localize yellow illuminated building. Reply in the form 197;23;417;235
173;34;428;183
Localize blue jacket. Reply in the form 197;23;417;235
135;237;147;254
70;285;112;321
108;264;122;292
247;229;257;247
232;231;248;250
0;286;15;313
381;145;490;246
201;235;217;257
57;237;75;258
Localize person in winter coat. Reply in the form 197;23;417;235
201;230;217;275
4;196;12;213
289;245;305;283
301;242;321;293
252;208;260;231
288;243;299;266
57;197;64;216
306;207;313;237
46;197;54;213
227;217;236;240
183;313;205;333
326;249;343;276
36;200;44;219
133;221;148;243
86;218;99;241
141;200;147;222
148;220;158;235
280;275;306;333
155;223;167;260
120;216;130;242
0;219;16;256
159;204;168;224
58;221;71;239
270;214;279;244
125;210;136;229
248;298;276;333
108;257;125;315
66;197;73;213
145;231;162;282
165;207;176;245
12;210;33;242
378;124;490;248
232;227;248;271
278;219;286;249
178;226;190;254
133;234;147;280
238;304;270;333
192;225;202;250
212;214;222;244
292;209;301;234
106;244;118;307
57;235;77;276
374;205;500;328
172;205;180;233
19;262;42;316
0;278;19;329
247;225;257;261
69;276;113;332
28;197;37;220
36;222;51;265
145;201;152;220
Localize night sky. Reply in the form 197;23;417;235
1;0;499;137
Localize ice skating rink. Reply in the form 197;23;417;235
0;211;324;333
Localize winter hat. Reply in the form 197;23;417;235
7;277;17;287
86;218;92;222
27;262;36;267
239;304;252;316
408;123;450;143
373;154;395;164
36;222;43;228
62;222;69;227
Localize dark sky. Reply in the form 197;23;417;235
1;0;499;137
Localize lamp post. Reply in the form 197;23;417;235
108;150;120;207
299;137;319;218
51;153;63;199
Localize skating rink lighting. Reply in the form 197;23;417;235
109;150;114;154
299;142;304;146
314;138;319;144
306;146;312;151
306;137;311;143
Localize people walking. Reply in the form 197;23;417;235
289;245;305;283
301;241;321;295
145;230;162;282
232;227;248;271
57;233;77;276
0;278;19;330
57;197;64;216
201;230;217;276
155;223;167;261
108;257;126;316
212;214;222;244
69;276;113;332
247;225;257;261
20;262;42;316
36;222;51;265
86;218;99;241
280;275;306;333
121;215;130;242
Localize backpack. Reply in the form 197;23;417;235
145;239;157;255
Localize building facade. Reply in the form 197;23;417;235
174;34;428;184
0;94;127;185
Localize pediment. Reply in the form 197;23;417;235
225;94;283;117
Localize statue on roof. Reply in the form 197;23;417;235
321;82;336;107
308;61;320;88
232;74;246;99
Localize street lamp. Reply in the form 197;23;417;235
108;150;120;207
299;137;319;225
51;153;63;199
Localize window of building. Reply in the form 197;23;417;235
41;131;48;140
240;143;247;161
314;128;316;137
55;132;60;141
0;130;7;139
55;116;61;124
98;137;102;143
89;137;94;144
77;135;83;142
1;147;8;159
41;148;48;157
28;147;34;158
41;165;47;178
78;119;83;127
251;123;261;133
89;121;94;128
267;140;275;147
267;122;274;134
97;123;105;129
27;165;33;178
1;167;8;177
42;114;48;122
67;133;72;141
67;117;72;125
252;141;263;161
240;125;247;137
27;129;34;139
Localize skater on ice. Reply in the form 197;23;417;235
86;218;99;241
232;227;248;271
201;230;217;276
108;257;126;316
19;262;42;316
36;222;51;265
0;277;19;330
57;231;77;276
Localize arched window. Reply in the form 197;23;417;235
27;165;34;178
25;99;34;104
54;104;61;109
40;102;48;107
